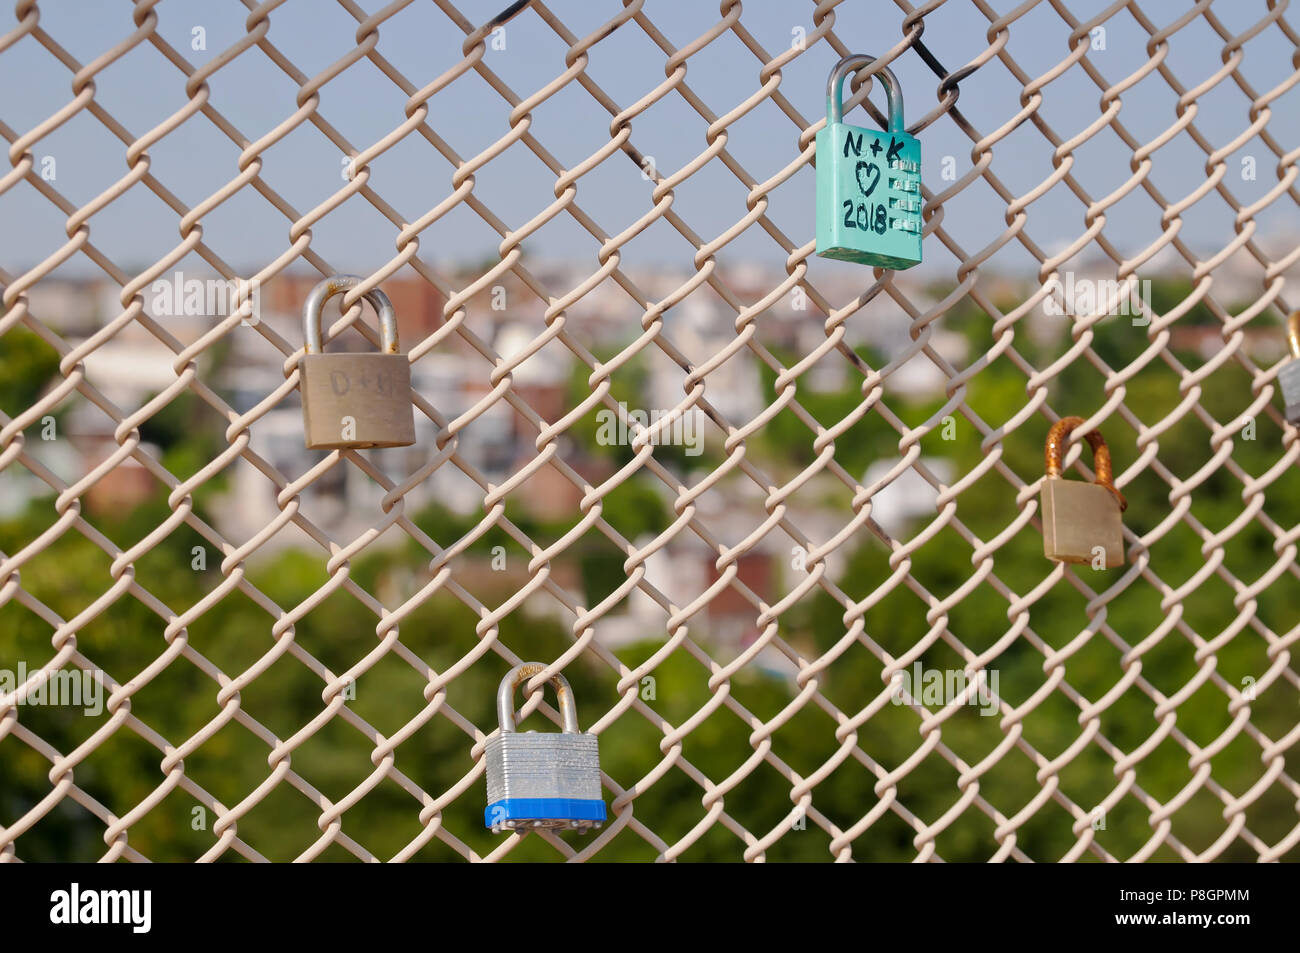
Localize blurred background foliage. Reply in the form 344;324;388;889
1;278;1297;862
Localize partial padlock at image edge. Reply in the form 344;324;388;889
1280;311;1300;425
299;274;417;450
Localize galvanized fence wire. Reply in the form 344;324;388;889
0;0;1298;862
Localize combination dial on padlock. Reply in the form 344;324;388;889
815;54;922;269
484;663;605;833
1040;416;1127;569
299;275;416;450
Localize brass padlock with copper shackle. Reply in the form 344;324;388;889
1040;416;1126;568
299;274;416;451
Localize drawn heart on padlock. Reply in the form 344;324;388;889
854;160;881;199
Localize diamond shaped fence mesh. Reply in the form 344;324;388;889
1;0;1299;862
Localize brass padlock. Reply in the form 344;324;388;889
299;275;416;450
1040;416;1126;568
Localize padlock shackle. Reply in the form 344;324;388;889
1045;416;1127;512
303;274;399;355
1288;311;1300;360
497;662;581;734
826;54;904;133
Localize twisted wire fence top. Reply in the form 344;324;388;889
0;0;1298;862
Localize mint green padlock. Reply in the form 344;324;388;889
815;54;922;269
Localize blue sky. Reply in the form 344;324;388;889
1;0;1296;281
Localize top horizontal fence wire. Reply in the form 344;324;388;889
0;0;1298;862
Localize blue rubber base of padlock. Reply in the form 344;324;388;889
484;798;606;827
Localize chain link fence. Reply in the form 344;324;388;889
1;0;1298;862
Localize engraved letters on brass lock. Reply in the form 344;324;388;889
1040;416;1126;569
816;54;922;270
299;275;416;450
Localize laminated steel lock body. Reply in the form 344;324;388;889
1041;417;1126;568
815;54;922;269
485;663;605;832
1279;312;1300;424
299;275;416;450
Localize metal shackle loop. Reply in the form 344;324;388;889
1045;416;1127;512
497;662;581;734
827;53;904;134
1288;311;1300;360
303;274;399;355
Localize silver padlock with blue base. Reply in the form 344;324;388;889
816;54;922;269
484;662;605;833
